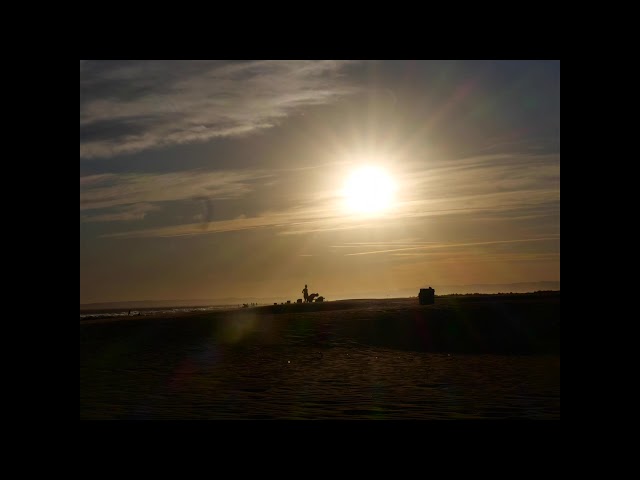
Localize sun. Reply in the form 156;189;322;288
341;166;397;215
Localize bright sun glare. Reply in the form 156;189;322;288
342;166;397;215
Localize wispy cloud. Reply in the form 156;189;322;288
335;237;560;256
82;203;161;222
80;169;272;213
86;151;559;236
391;252;559;261
80;60;359;159
79;173;116;187
399;152;559;203
98;200;556;239
99;205;331;238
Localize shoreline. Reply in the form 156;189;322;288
80;292;560;354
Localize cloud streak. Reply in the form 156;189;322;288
80;60;359;159
81;203;161;222
83;151;559;235
336;237;560;256
80;168;273;213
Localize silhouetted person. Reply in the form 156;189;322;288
303;284;309;302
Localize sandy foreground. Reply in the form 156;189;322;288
80;293;560;419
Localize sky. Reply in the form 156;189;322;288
80;60;560;304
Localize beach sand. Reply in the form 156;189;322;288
80;293;560;419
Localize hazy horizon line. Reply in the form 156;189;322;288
80;280;560;307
